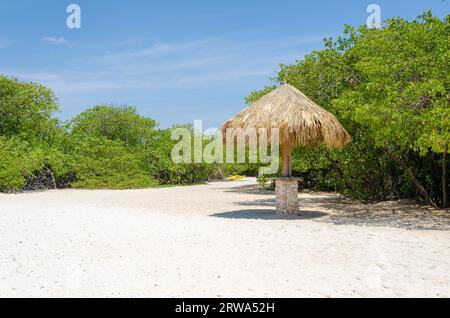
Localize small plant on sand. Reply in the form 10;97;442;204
257;175;270;189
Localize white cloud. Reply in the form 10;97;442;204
41;36;68;45
97;36;222;63
5;32;325;106
12;73;123;94
9;71;64;82
92;33;324;78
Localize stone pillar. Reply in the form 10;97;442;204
275;178;299;214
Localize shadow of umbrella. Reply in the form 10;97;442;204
211;209;328;220
232;199;276;207
215;184;275;196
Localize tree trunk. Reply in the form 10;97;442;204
325;152;344;178
384;146;438;209
215;161;225;180
281;142;292;177
443;143;448;209
44;166;57;190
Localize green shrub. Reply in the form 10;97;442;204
0;137;45;192
256;176;269;189
70;136;158;189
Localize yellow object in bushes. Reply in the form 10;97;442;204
226;175;246;181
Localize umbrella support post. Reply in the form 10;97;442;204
275;178;299;214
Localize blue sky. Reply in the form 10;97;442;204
0;0;448;128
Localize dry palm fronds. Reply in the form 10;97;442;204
223;84;351;149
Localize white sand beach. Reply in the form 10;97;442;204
0;178;449;298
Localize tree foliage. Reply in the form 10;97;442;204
0;75;59;142
247;11;449;207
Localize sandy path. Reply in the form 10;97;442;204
0;178;449;298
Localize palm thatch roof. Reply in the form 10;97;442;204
222;84;351;148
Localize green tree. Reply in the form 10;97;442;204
0;75;59;142
69;105;157;148
334;11;449;208
246;11;449;208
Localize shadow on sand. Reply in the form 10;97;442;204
216;184;275;196
211;209;327;220
214;183;450;230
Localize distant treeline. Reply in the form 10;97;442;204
0;11;448;208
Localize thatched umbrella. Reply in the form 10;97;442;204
223;83;351;214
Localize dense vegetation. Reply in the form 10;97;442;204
0;11;448;208
248;11;449;208
0;85;221;191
